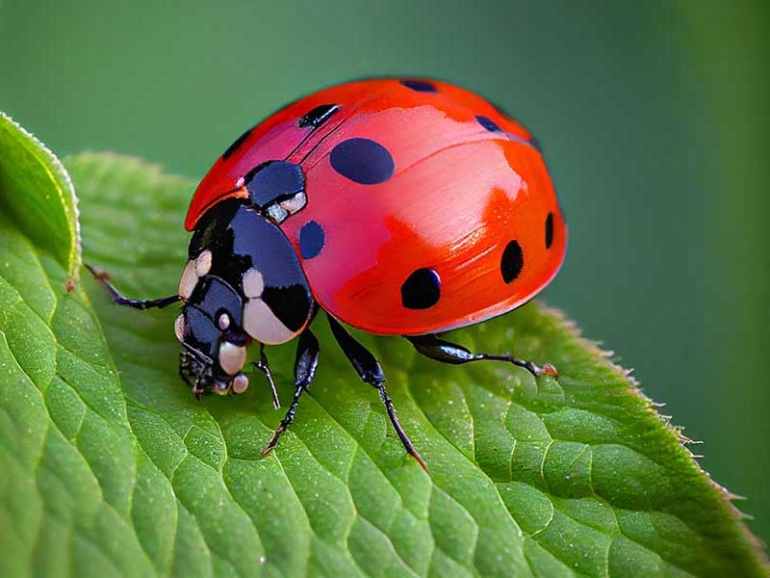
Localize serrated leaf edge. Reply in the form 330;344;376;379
0;111;82;288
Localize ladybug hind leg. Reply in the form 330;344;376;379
407;334;558;378
261;329;320;456
327;315;428;472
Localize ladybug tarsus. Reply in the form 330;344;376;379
408;334;558;380
261;425;284;457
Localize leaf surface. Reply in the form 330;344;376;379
0;117;766;577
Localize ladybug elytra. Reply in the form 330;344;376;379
90;78;566;470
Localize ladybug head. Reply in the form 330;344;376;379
175;274;251;396
174;200;314;395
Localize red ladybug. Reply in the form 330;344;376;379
90;78;566;470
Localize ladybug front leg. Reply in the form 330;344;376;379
327;315;428;472
261;329;320;456
407;334;558;378
85;264;180;310
253;343;281;409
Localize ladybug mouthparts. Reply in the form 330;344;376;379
179;344;249;397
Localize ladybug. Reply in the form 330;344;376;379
89;78;566;470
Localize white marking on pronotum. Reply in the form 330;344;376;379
243;299;297;345
280;191;307;214
218;312;230;331
266;204;288;223
242;268;265;298
195;249;213;276
178;260;197;300
174;314;185;342
219;341;247;375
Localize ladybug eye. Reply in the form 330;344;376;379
218;312;231;330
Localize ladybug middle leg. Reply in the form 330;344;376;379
262;329;320;456
327;315;428;472
407;334;558;378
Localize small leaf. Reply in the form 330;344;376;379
0;114;766;577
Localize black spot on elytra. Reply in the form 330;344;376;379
501;241;524;284
299;220;325;259
243;160;305;208
400;79;438;93
401;268;441;310
476;115;502;132
330;138;394;185
222;128;252;160
545;213;554;249
298;104;340;129
261;285;312;332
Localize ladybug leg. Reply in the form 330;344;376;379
407;334;558;378
85;264;180;310
261;329;320;456
253;343;281;409
328;315;428;472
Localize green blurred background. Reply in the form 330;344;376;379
2;0;768;542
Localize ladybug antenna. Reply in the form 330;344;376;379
180;341;215;367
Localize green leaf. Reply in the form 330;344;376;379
0;112;81;287
0;116;767;577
